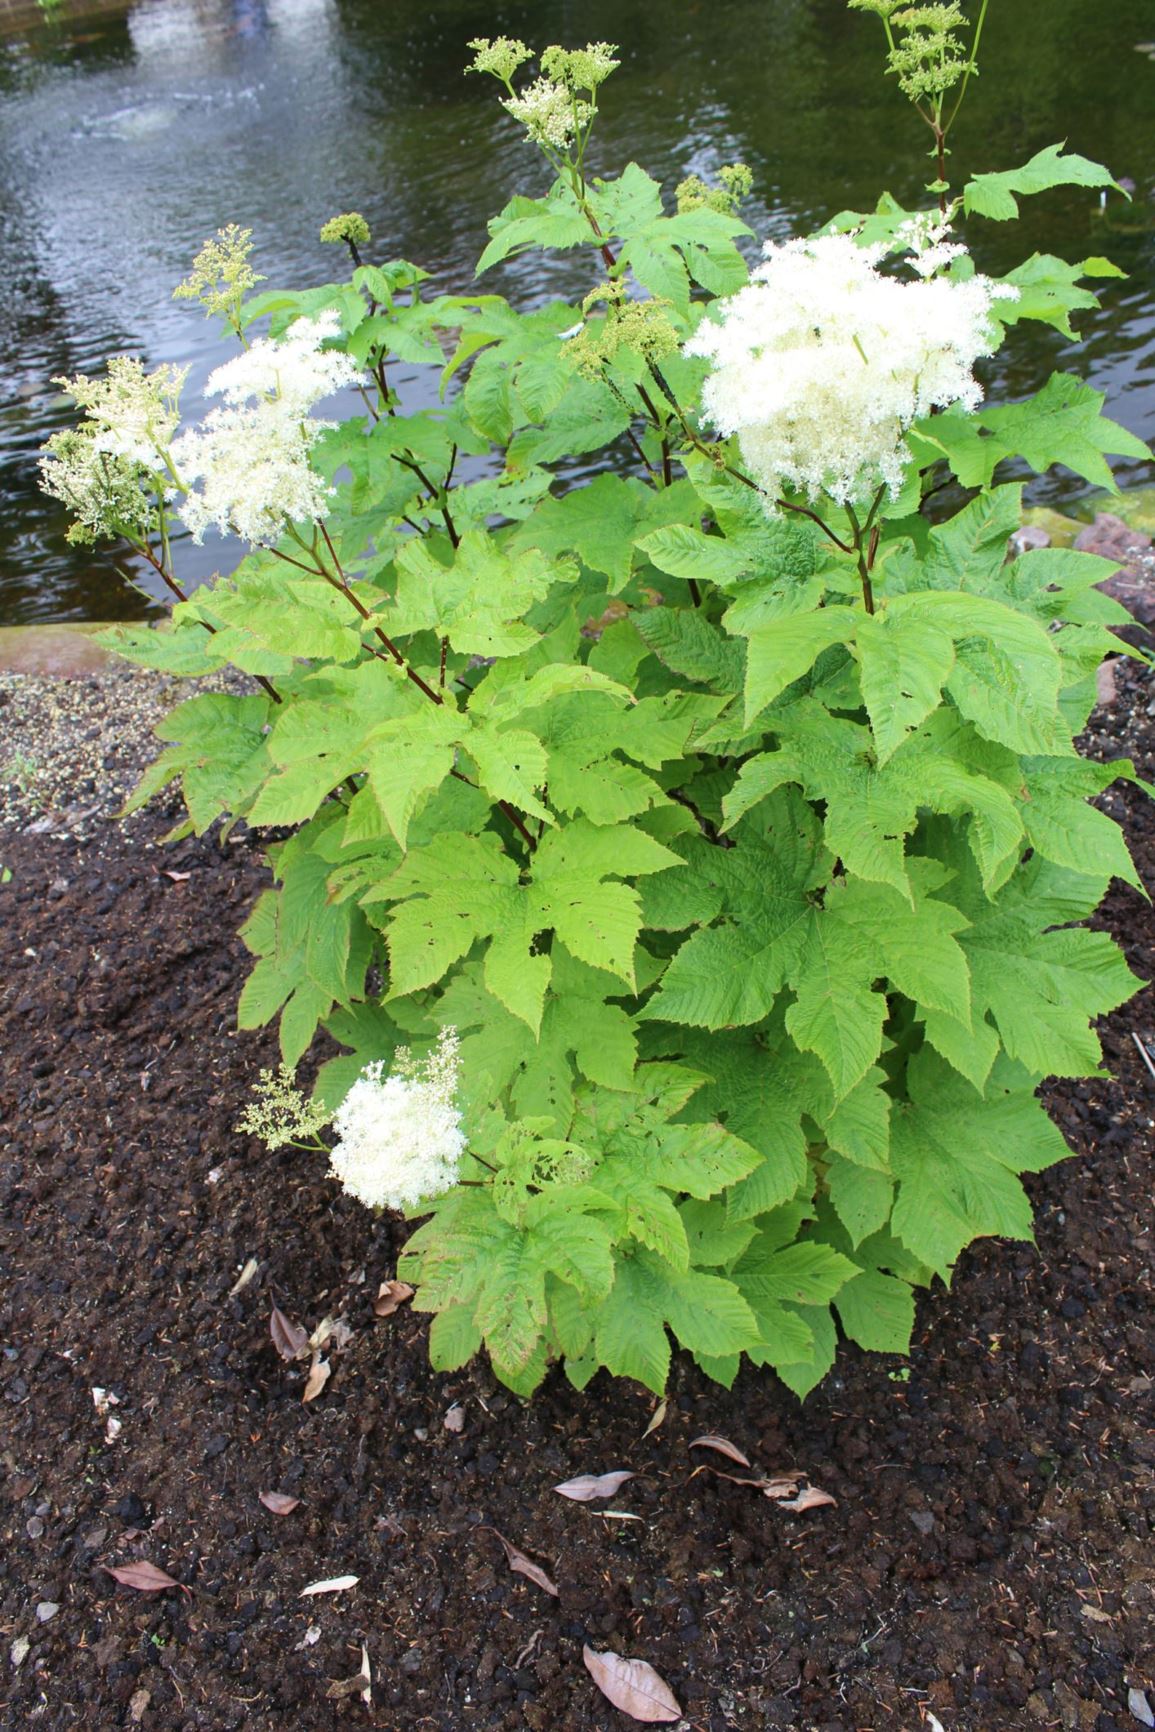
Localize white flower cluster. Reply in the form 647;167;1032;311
686;231;1016;509
328;1028;466;1214
503;77;590;151
39;356;186;544
894;211;966;278
171;310;360;545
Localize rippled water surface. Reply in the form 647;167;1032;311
2;0;1153;622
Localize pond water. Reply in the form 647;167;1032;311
2;0;1153;624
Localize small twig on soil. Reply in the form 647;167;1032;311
1130;1030;1155;1084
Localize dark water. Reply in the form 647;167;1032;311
2;0;1153;624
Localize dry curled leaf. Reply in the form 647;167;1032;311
554;1471;635;1502
104;1561;186;1595
259;1491;300;1517
777;1485;837;1512
229;1257;260;1297
640;1400;667;1440
488;1528;559;1598
690;1434;752;1468
302;1355;331;1403
270;1302;308;1363
326;1645;372;1705
309;1315;353;1353
582;1645;682;1723
374;1279;415;1318
698;1466;799;1495
300;1575;359;1597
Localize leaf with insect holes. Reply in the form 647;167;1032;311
582;1646;682;1723
104;1562;186;1594
689;1434;753;1468
259;1491;300;1516
554;1471;636;1502
488;1528;560;1598
269;1303;308;1362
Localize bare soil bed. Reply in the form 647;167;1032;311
1;659;1152;1732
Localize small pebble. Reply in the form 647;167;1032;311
35;1602;59;1623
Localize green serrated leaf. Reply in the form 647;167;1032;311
963;144;1119;221
833;1268;914;1353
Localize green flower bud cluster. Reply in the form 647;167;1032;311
320;211;371;248
465;36;533;84
676;163;754;216
173;223;264;329
539;41;620;92
567;283;680;380
886;4;976;105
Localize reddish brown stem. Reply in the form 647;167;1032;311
136;544;282;704
308;531;537;850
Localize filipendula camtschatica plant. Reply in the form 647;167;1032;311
42;14;1152;1399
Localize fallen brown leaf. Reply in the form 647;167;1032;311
696;1465;799;1495
300;1574;359;1597
554;1471;635;1502
374;1279;415;1318
270;1302;309;1362
104;1561;187;1595
259;1491;300;1516
582;1645;681;1723
229;1257;260;1297
309;1315;354;1353
488;1528;560;1598
303;1355;331;1403
761;1477;806;1499
690;1434;752;1468
777;1485;837;1512
640;1400;667;1440
326;1645;372;1705
1079;1603;1114;1624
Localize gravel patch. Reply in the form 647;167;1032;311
0;663;251;840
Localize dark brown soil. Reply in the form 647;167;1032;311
1;661;1153;1732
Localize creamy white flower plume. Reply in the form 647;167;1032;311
204;310;359;417
328;1029;465;1213
503;77;590;151
171;404;333;545
39;356;186;544
894;211;966;278
171;312;360;544
685;231;1016;509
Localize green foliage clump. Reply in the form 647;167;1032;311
58;24;1150;1403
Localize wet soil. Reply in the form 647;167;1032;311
1;661;1153;1732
